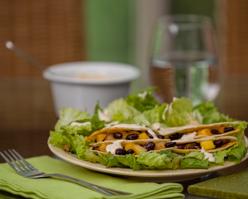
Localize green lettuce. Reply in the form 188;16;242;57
82;150;100;163
227;137;247;162
181;152;209;169
136;151;181;169
55;108;90;131
126;89;160;112
143;104;167;124
49;89;248;170
49;130;71;148
61;122;92;136
214;151;227;165
97;153;123;167
105;99;142;123
49;131;86;154
163;98;197;127
116;155;142;170
193;101;232;124
91;103;105;131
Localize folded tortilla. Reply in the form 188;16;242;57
157;122;240;137
86;122;241;155
86;123;159;142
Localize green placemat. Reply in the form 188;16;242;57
0;156;184;199
188;167;248;199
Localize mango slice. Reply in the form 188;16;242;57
155;142;165;150
96;134;106;142
200;140;215;150
198;129;212;136
124;143;145;154
138;132;149;139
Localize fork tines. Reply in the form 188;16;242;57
0;149;36;173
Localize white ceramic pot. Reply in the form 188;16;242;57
43;62;139;115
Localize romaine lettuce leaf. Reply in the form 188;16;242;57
105;99;141;123
214;151;227;165
181;158;208;169
55;108;90;131
126;89;160;112
185;151;205;160
136;151;181;169
97;153;123;167
193;101;232;124
143;104;167;124
49;130;71;148
61;122;92;136
115;154;142;170
49;130;87;155
163;98;197;126
180;151;208;169
91;103;105;131
227;138;247;162
82;150;100;163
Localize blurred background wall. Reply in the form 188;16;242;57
0;0;247;156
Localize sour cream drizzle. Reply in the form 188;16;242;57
70;121;91;127
200;148;215;162
179;132;197;141
106;140;123;154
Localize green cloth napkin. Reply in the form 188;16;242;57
0;156;184;199
188;167;248;199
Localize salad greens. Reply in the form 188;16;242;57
49;89;247;170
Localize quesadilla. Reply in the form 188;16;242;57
86;123;240;156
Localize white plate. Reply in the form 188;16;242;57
48;143;248;181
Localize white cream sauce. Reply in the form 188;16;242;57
200;148;215;162
70;121;91;127
106;140;123;154
138;91;147;99
179;132;197;141
98;110;111;122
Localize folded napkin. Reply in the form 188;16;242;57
0;156;184;199
188;167;248;199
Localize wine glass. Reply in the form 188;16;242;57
149;15;219;104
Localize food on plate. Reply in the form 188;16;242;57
49;89;247;170
87;122;239;154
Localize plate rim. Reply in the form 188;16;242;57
48;143;248;178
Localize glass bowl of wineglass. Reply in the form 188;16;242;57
150;15;219;104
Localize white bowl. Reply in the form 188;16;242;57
43;62;140;115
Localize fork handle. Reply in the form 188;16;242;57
42;173;129;196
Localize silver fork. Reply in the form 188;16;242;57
0;149;130;196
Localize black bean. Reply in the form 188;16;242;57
214;140;223;148
211;129;219;134
126;149;135;154
126;134;139;140
165;142;176;148
157;134;165;139
193;143;201;149
169;133;183;140
224;127;234;132
92;146;98;150
115;148;126;155
184;143;198;149
144;142;155;151
222;139;229;144
113;132;123;139
177;144;185;149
